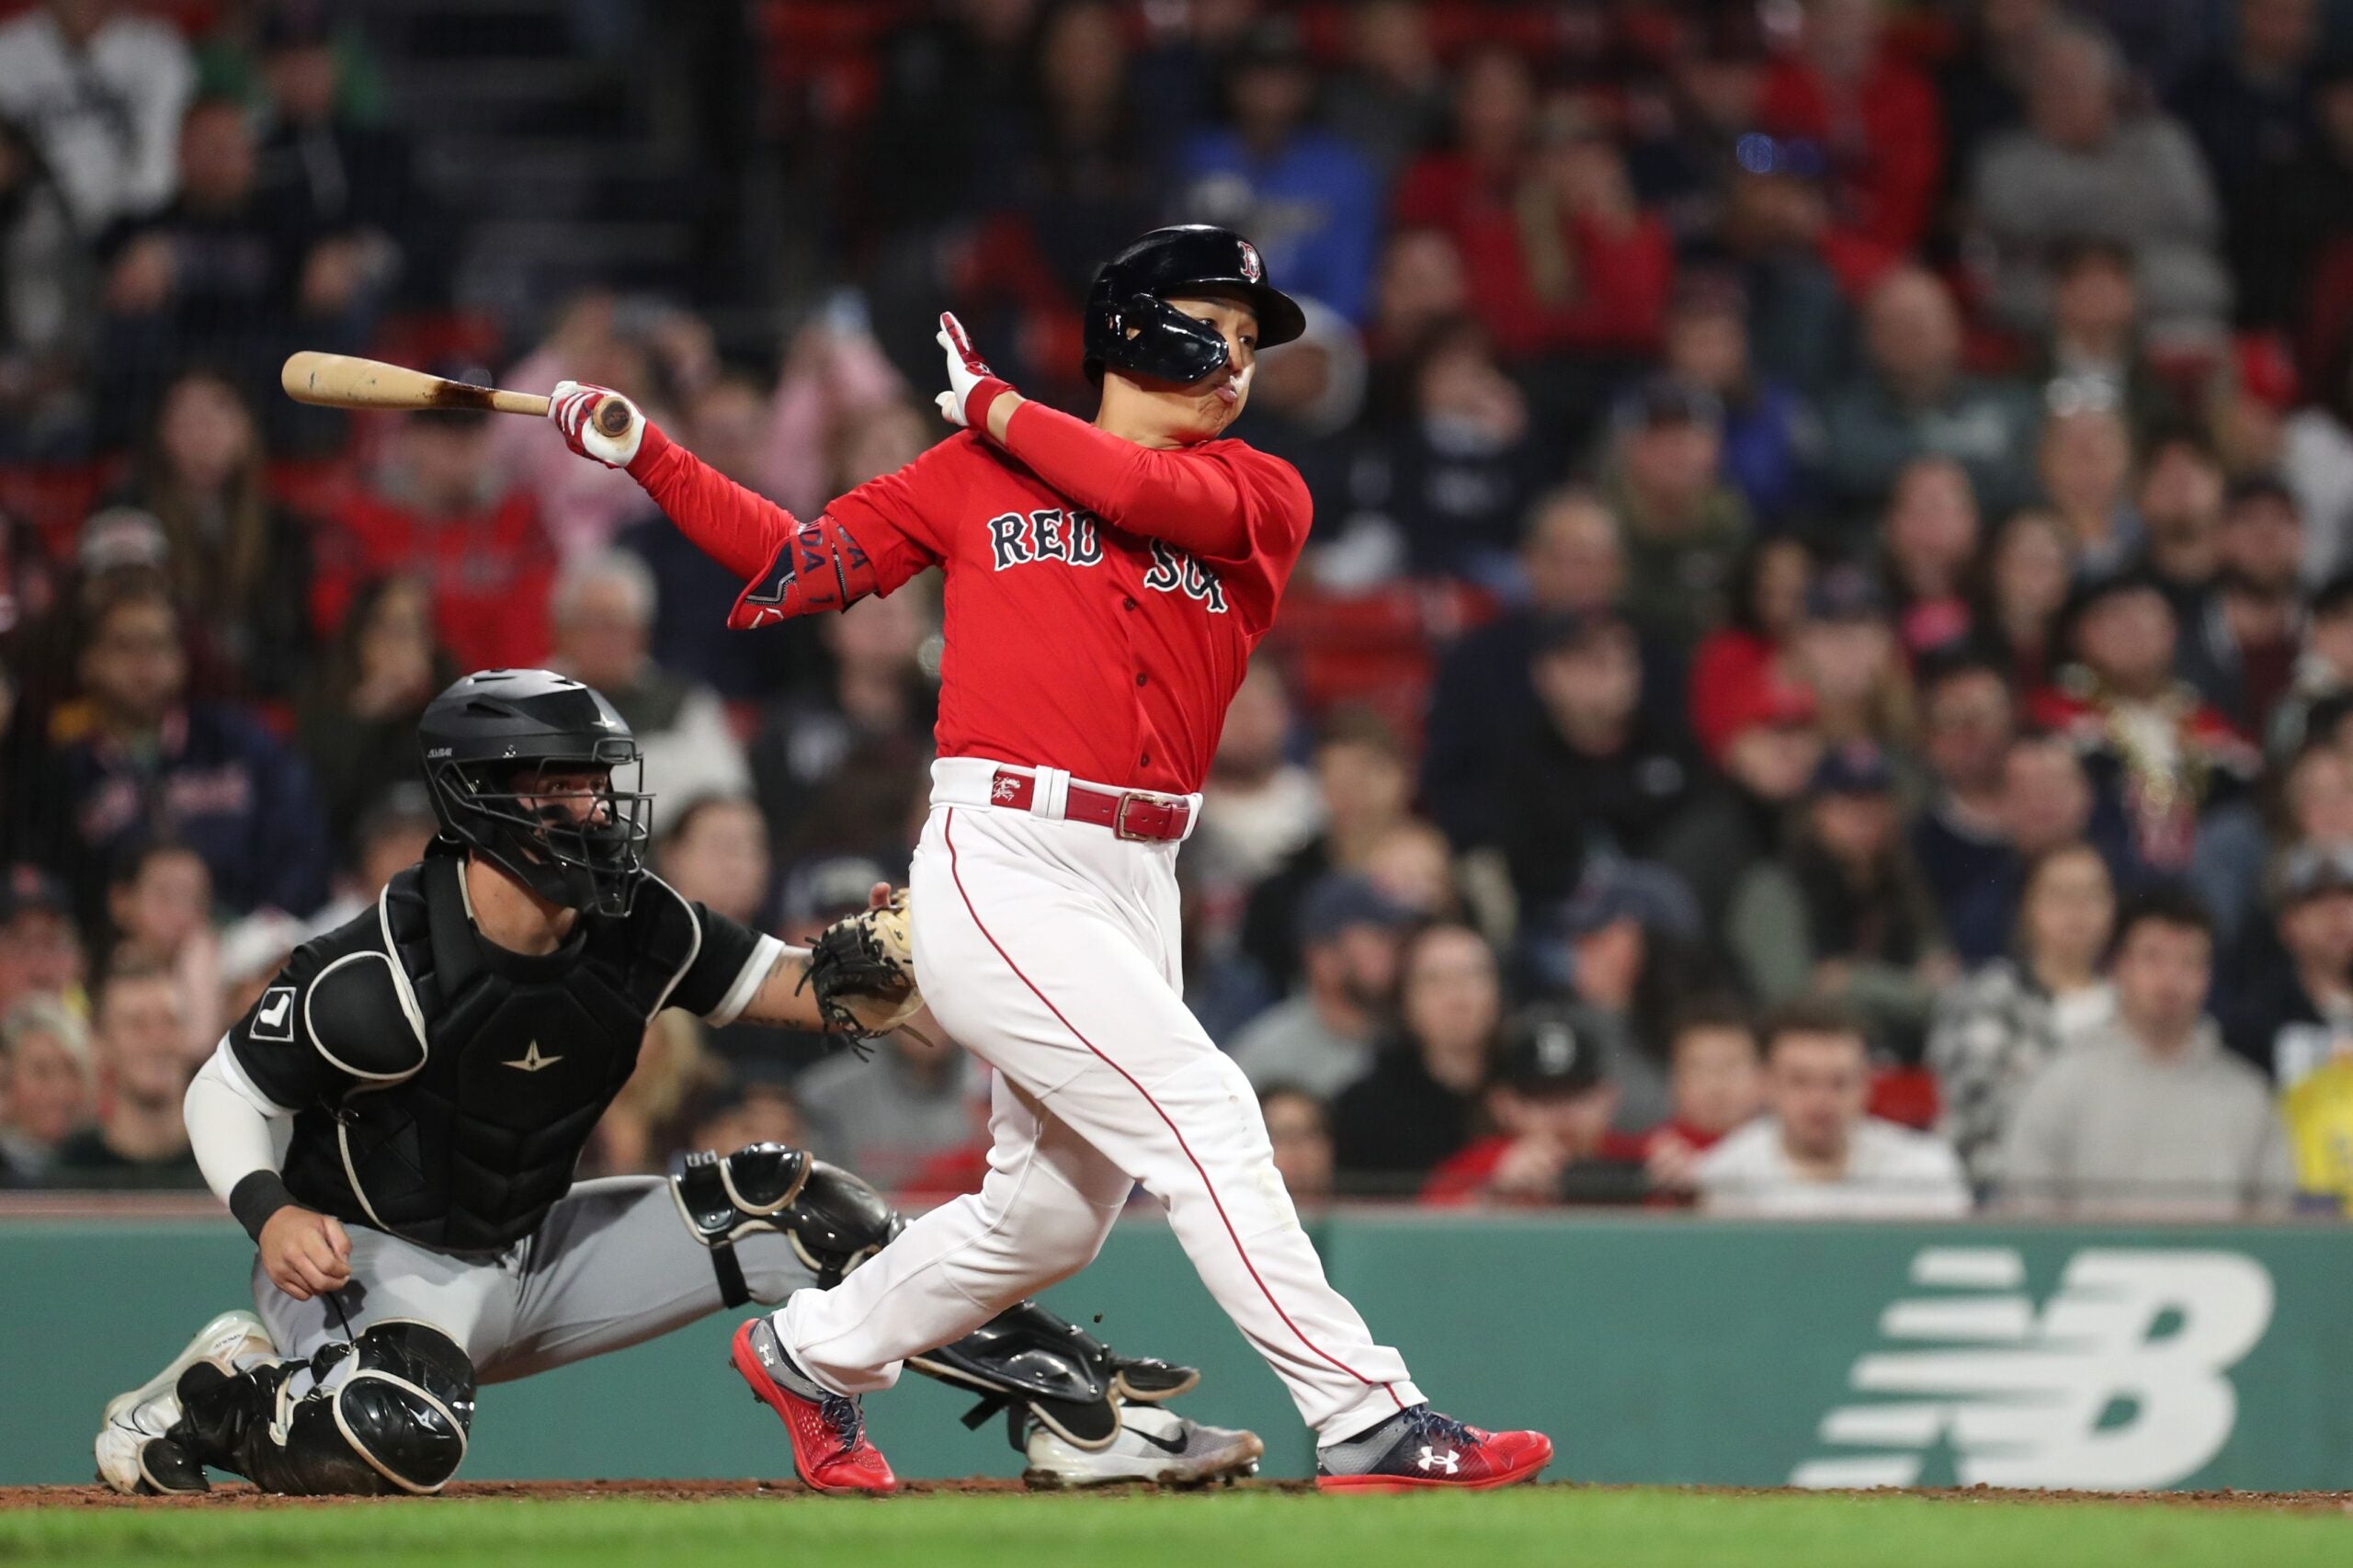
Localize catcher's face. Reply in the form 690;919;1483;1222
514;767;616;829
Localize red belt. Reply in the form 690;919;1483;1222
987;768;1193;843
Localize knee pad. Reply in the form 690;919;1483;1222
174;1321;476;1496
673;1146;896;1305
906;1299;1201;1454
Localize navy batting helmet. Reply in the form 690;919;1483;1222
1082;225;1307;386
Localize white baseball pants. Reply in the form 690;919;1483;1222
774;758;1421;1439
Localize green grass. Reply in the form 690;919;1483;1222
3;1488;2346;1568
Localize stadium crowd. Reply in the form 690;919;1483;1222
1;0;2350;1218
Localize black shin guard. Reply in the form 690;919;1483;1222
172;1322;476;1496
672;1146;885;1304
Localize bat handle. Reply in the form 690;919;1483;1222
594;399;635;439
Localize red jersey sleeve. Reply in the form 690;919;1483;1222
818;436;963;595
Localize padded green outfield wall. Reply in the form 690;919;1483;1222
6;1213;2350;1488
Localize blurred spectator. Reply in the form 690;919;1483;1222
1822;267;2040;517
853;0;1040;247
0;0;194;234
2036;239;2174;439
1362;316;1540;581
1239;707;1414;991
798;1028;982;1199
1699;130;1852;398
0;994;91;1182
1695;999;1971;1218
0;113;91;453
292;574;449;858
1789;562;1915;756
1495;608;1697;911
681;1068;805;1161
1242;300;1368;547
1228;872;1407;1099
1259;1082;1334;1209
2029;572;2259;874
1193;659;1322;894
1662;277;1818;528
2177;474;2307;733
747;588;937;864
2038;401;2142;578
1176;17;1379;323
1536;858;1708;1133
96;96;371;442
213;905;304;1029
48;574;330;923
45;955;202;1189
1332;922;1501;1195
2243;57;2353;331
547;550;749;812
1726;739;1955;1053
1608;379;1750;647
1359;818;1460;924
0;862;82;1015
617;371;820;702
2282;738;2353;842
315;401;557;673
1977;506;2075;689
1970;18;2230;343
1321;0;1447;183
1363;223;1466;385
1421;1002;1643;1207
2171;0;2321;313
1688;534;1811;764
1998;888;2295;1218
1909;650;2023;966
112;368;313;698
1635;1002;1766;1202
1881;458;1982;658
253;6;440;308
1658;677;1824;932
2137;428;2227;609
491;291;677;560
655;795;770;931
2223;841;2353;1085
105;839;214;1039
1929;841;2120;1187
1423;490;1678;843
2268;570;2353;760
1937;0;2052;184
1393;46;1675;362
1755;0;1943;283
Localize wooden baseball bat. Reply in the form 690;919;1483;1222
279;351;635;437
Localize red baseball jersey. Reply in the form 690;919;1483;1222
798;428;1310;795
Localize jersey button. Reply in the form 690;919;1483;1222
1122;597;1139;610
1135;673;1149;687
1139;753;1150;767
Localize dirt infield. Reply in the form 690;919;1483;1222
5;1480;2350;1513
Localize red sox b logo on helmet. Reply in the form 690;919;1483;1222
1239;243;1263;283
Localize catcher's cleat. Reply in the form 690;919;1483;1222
1313;1404;1552;1494
95;1311;276;1495
730;1317;897;1494
1022;1406;1262;1490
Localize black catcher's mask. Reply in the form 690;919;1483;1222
417;670;654;917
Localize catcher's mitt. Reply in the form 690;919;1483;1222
799;889;923;1045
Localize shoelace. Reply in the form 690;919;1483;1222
1402;1406;1476;1452
818;1392;867;1456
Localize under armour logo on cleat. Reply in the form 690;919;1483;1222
504;1040;563;1073
1417;1447;1460;1475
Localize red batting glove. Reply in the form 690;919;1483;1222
549;379;667;472
934;312;1015;433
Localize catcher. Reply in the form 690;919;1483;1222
92;669;1260;1496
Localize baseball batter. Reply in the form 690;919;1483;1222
90;670;1260;1497
548;225;1552;1492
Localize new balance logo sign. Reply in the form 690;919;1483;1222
505;1040;563;1073
1793;1247;2275;1491
1417;1447;1459;1475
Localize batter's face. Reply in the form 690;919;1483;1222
1144;294;1260;440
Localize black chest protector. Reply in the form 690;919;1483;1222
280;857;701;1251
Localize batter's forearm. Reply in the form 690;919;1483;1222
997;399;1249;558
626;426;801;581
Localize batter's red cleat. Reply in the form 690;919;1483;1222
1313;1404;1552;1493
730;1318;897;1494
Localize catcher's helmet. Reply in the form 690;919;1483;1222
1081;225;1307;386
417;670;653;917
